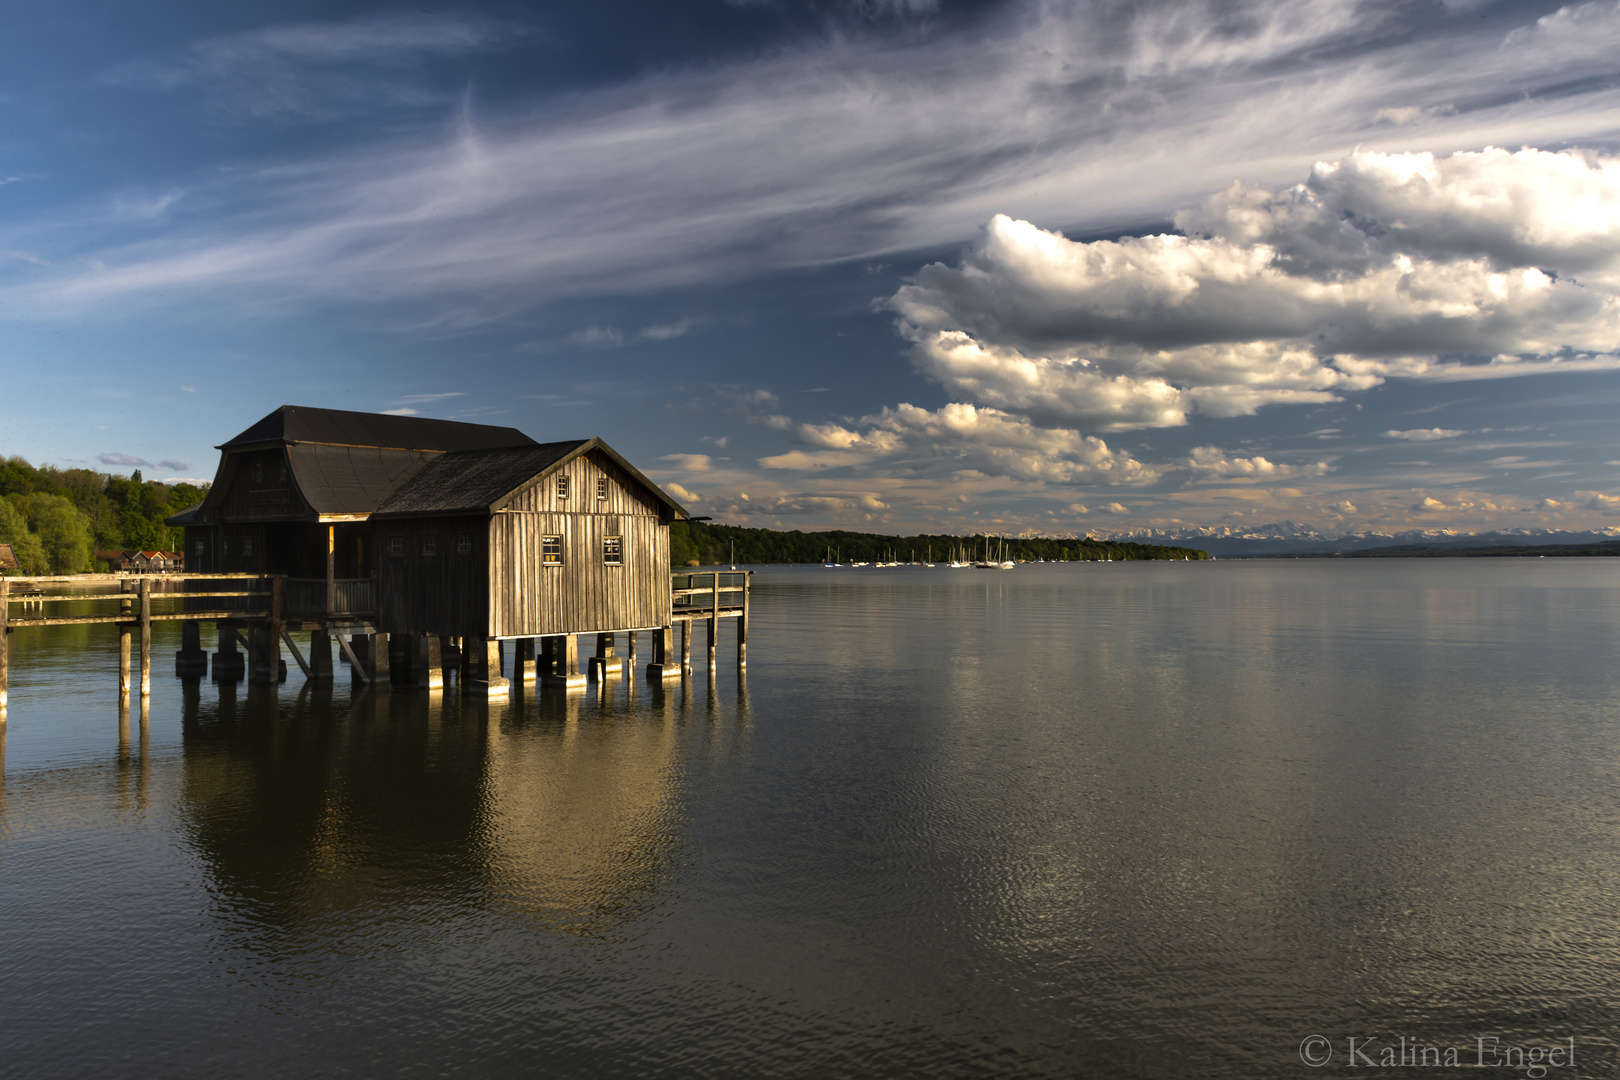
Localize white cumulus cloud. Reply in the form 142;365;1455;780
889;147;1620;434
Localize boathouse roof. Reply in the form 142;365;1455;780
373;437;689;520
219;405;536;454
168;407;687;526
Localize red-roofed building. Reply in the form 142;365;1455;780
97;550;184;573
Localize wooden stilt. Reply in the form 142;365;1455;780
309;629;334;683
647;626;680;680
175;619;207;676
368;633;390;689
119;623;132;696
738;573;749;669
470;637;510;697
214;621;245;680
543;633;585;690
708;572;719;673
416;633;443;690
515;638;536;684
680;619;692;676
589;631;620;682
138;577;152;698
0;579;8;718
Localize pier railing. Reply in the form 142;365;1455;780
671;570;750;620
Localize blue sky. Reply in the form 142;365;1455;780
4;0;1620;536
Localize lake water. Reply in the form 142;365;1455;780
2;560;1617;1077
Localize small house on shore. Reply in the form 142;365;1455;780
97;550;185;573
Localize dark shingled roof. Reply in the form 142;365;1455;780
375;442;590;516
374;437;688;519
287;444;444;517
164;502;202;527
219;405;537;453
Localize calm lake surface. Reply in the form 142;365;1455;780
2;560;1618;1078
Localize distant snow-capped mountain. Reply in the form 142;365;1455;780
1092;522;1620;557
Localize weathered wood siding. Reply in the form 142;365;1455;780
374;514;491;637
501;449;665;520
218;449;308;522
489;510;669;636
373;449;673;637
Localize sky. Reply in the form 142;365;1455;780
3;0;1620;538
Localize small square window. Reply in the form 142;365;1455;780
557;475;570;499
422;536;438;557
603;536;623;565
241;537;253;557
596;477;608;500
193;540;204;556
456;534;473;556
542;535;563;565
388;535;405;557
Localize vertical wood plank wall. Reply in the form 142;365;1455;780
374;513;492;638
489;450;672;636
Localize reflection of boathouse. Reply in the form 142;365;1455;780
176;686;689;942
166;406;696;694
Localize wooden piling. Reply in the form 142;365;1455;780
138;577;152;698
0;578;8;718
514;638;536;684
118;579;132;695
470;637;510;697
738;572;749;669
708;572;719;673
647;626;680;680
680;619;692;676
268;578;282;685
543;633;585;690
368;633;390;688
309;629;334;684
589;631;620;682
416;633;444;690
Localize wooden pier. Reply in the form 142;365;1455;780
0;570;751;720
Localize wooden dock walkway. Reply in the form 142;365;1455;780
0;570;751;719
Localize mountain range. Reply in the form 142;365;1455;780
1093;523;1620;558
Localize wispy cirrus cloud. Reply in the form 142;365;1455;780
104;12;524;122
16;2;1620;322
1386;428;1467;441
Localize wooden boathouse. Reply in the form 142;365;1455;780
0;406;749;716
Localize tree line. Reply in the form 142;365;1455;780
669;521;1208;566
0;457;206;575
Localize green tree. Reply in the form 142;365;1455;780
0;497;48;574
20;493;94;574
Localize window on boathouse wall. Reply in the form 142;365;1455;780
422;536;438;557
596;477;608;501
456;534;473;556
388;535;405;557
557;475;570;499
603;536;623;565
542;535;563;565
